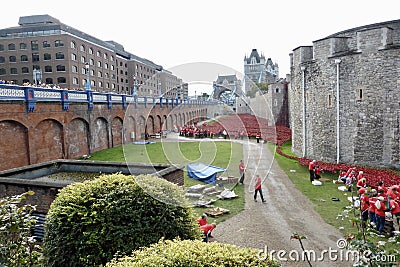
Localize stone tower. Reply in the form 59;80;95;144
244;48;279;92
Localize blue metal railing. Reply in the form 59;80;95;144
0;84;216;113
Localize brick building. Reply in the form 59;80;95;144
0;14;187;98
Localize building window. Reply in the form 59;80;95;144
71;41;76;49
328;94;333;108
358;88;363;100
81;56;86;63
90;58;94;65
71;53;77;61
43;41;51;48
81;67;86;75
8;43;16;51
57;77;66;84
21;55;28;62
90;69;94;76
98;71;102;78
104;63;108;69
97;61;102;68
9;56;16;63
89;48;93;55
0;57;5;63
105;73;109;79
104;53;107;59
110;55;114;61
98;81;103;88
0;44;4;51
19;43;27;50
10;68;17;74
56;65;66;72
44;66;52;72
111;65;115;71
55;40;64;47
45;78;53;84
97;51;101;57
30;41;38;51
72;65;78;73
80;45;85;52
44;53;51;60
56;52;65;60
275;88;280;93
0;68;5;75
22;67;29;74
73;77;78;85
32;53;39;62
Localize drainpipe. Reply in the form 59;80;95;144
335;59;341;164
301;66;306;158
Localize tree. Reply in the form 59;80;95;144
43;173;201;266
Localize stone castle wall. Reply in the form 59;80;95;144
290;19;400;168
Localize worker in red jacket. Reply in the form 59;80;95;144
389;198;400;231
359;188;369;227
254;174;266;203
308;160;316;183
374;196;387;234
387;185;399;201
255;132;261;143
196;213;208;226
200;223;216;242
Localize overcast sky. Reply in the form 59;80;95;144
0;0;399;94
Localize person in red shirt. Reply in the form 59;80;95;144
255;132;261;143
196;214;208;226
387;185;399;201
254;174;266;203
239;160;245;185
368;190;378;227
199;223;216;242
375;196;387;234
314;165;322;180
308;160;316;183
358;188;369;227
389;199;400;231
356;178;367;190
356;171;364;181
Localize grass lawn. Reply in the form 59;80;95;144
88;140;245;224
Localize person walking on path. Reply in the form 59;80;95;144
239;160;245;184
254;174;266;203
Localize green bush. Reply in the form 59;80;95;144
106;238;280;267
0;191;43;266
43;173;201;266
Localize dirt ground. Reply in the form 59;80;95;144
211;140;353;267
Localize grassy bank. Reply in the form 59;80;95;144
88;141;245;224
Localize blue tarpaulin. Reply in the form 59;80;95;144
186;163;226;184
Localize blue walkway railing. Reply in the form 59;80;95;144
0;84;214;112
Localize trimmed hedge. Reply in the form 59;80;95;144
106;238;280;267
43;173;201;266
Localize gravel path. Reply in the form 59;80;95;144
212;140;352;267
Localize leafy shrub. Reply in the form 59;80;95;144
43;173;201;266
106;238;280;267
0;191;43;266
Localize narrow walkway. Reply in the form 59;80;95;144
214;140;351;267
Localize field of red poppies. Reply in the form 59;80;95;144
204;114;400;188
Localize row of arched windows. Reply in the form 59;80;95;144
0;40;64;51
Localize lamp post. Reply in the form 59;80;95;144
133;75;137;96
85;62;91;91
